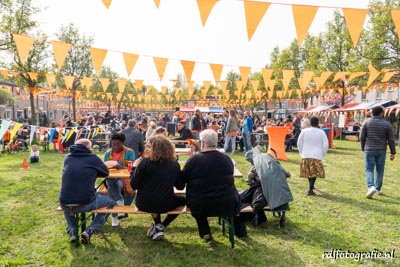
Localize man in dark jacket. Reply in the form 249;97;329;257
59;139;114;244
121;119;144;159
190;109;206;140
360;106;395;199
175;120;193;141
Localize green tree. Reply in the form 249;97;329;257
0;0;49;125
361;0;400;75
55;23;94;121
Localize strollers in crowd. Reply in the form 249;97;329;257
235;147;293;237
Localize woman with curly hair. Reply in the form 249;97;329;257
130;135;185;241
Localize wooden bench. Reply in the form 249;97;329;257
58;204;287;248
92;204;286;248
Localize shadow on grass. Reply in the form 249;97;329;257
316;190;400;217
70;221;305;266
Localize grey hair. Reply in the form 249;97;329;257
75;138;92;150
200;129;218;148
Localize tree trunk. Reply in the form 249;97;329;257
29;89;36;125
72;94;76;122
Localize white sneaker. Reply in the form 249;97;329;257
376;190;382;195
366;187;377;199
116;200;124;218
111;216;119;227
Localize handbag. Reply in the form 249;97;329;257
122;179;136;197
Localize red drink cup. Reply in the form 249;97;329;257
127;161;133;172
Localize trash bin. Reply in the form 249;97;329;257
167;122;177;136
322;127;332;148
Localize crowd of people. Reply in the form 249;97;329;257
57;105;396;245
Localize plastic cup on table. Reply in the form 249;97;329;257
127;161;133;172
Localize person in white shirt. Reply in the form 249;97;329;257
297;117;328;196
30;144;40;163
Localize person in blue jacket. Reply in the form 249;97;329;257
59;138;114;244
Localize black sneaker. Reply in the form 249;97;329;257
81;228;94;244
307;190;316;196
151;224;164;241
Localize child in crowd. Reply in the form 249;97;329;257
188;140;201;156
30;144;40;163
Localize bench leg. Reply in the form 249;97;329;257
220;216;235;248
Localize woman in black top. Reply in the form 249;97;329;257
179;129;240;243
130;135;185;241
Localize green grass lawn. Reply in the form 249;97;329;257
0;140;399;267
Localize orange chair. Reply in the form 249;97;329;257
266;126;289;160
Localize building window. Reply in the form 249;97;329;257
376;85;382;100
49;112;54;120
273;102;280;109
4;111;11;119
282;101;288;109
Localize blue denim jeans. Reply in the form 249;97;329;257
242;131;252;152
224;135;236;153
364;150;387;191
62;193;115;233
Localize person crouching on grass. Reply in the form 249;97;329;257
30;144;40;163
130;135;186;241
297;116;328;196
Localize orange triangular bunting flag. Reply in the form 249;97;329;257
381;72;395;83
368;63;379;73
262;68;273;83
135;80;143;91
161;86;167;95
239;66;251;83
122;52;139;77
219;80;228;91
117;79;127;93
63;76;75;89
188;87;195;99
81;77;93;89
153;57;169;81
333;72;347;82
367;71;381;88
45;74;56;87
100;78;110;92
90;47;108;74
203;81;211;90
154;0;160;8
196;0;218;26
209;63;223;83
51;41;71;70
102;0;112;9
391;10;400;40
265;79;275;91
313;71;332;89
181;60;196;81
297;71;313;91
27;72;39;81
348;72;366;82
292;5;318;46
244;0;270;41
250;80;259;90
0;70;8;79
281;70;294;91
12;33;35;65
342;8;368;48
